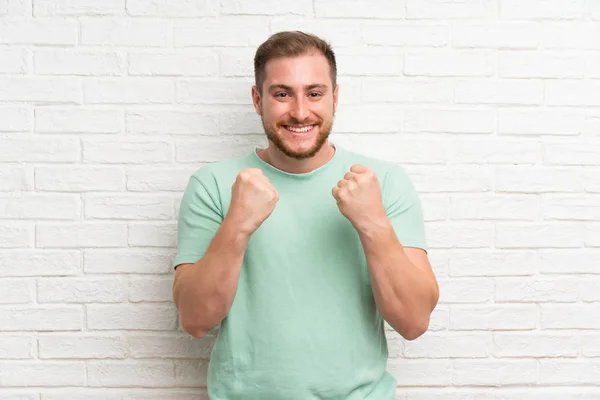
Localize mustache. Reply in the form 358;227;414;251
279;120;320;126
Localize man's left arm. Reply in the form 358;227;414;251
332;164;439;341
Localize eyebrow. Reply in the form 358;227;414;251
268;84;329;92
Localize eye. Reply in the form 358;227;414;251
309;92;322;98
275;92;290;98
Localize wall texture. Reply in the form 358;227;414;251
1;0;599;398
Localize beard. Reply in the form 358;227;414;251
261;110;334;160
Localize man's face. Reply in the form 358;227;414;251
252;52;339;160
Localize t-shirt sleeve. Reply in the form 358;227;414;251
173;174;224;269
381;165;427;253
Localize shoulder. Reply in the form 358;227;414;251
189;153;254;188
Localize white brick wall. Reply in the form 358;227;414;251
0;1;598;398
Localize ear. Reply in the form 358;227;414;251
252;85;262;116
333;84;339;114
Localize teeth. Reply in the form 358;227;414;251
286;125;313;133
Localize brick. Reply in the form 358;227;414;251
129;51;218;77
39;390;207;400
405;391;493;400
224;0;310;15
405;51;494;77
0;279;32;303
405;109;494;134
542;305;600;329
0;194;80;220
175;136;265;163
404;166;491;192
540;360;600;384
127;0;217;16
388;359;452;386
126;109;218;135
0;136;79;162
450;305;537;330
81;18;170;47
0;106;30;131
84;78;173;104
0;19;77;45
84;195;174;220
363;78;452;103
450;194;538;220
540;250;600;274
175;359;210;387
499;108;585;136
454;79;543;105
495;278;579;303
0;394;38;400
0;336;33;359
175;19;269;47
219;48;255;77
0;223;31;248
35;106;121;133
403;333;491;358
0;77;81;103
494;166;582;193
0;165;28;192
453;360;537;385
35;166;124;192
127;168;192;192
337;51;404;76
582;335;600;357
129;334;212;358
449;250;537;277
0;361;85;386
87;360;175;387
426;222;494;249
0;0;27;15
271;20;362;47
34;49;122;76
0;306;82;331
129;277;173;302
493;333;579;358
452;23;539;49
451;138;540;164
328;107;409;133
39;334;127;359
496;222;584;248
128;222;177;247
584;169;600;192
542;22;600;50
420;196;449;222
0;250;80;277
407;0;495;19
428;307;449;331
87;304;177;330
544;140;600;166
362;23;447;47
543;195;600;221
84;249;174;274
176;80;251;105
218;107;265;134
495;389;600;400
500;0;586;20
82;139;173;164
0;47;27;73
334;135;447;164
547;80;600;106
34;0;124;15
38;277;126;303
499;52;584;78
582;278;600;302
315;0;403;18
437;279;492;304
585;224;600;247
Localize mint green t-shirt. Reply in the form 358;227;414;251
174;144;427;400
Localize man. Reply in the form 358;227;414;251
172;31;439;400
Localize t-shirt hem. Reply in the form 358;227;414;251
173;253;204;269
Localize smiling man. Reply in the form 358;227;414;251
172;31;439;400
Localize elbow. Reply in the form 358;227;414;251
401;322;428;341
180;317;209;338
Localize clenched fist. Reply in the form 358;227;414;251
226;168;279;235
332;164;387;230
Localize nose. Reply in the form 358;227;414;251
289;96;310;122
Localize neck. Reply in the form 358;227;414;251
258;142;336;174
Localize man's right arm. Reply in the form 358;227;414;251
173;216;251;338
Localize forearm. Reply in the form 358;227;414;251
357;218;438;340
174;217;250;337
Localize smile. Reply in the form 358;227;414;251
283;125;316;134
